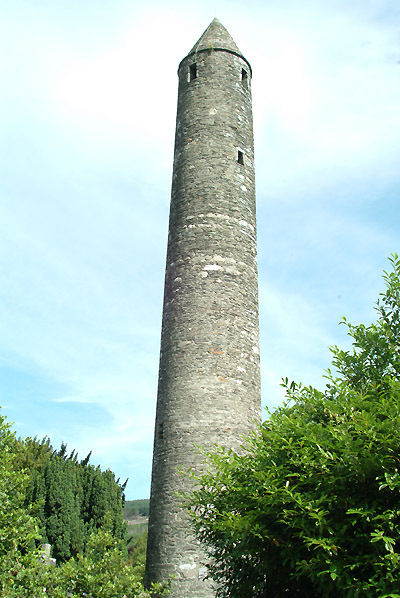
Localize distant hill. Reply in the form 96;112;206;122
124;499;149;541
124;498;149;519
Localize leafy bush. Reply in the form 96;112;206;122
1;529;169;597
0;412;41;594
186;255;400;597
128;530;148;579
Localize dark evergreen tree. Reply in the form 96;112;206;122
43;456;84;561
20;441;126;562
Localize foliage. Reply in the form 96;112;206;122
1;529;170;598
0;413;169;596
128;530;148;579
15;435;53;471
57;529;169;598
186;255;400;597
20;439;127;562
0;412;41;593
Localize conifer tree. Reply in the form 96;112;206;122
0;412;164;596
21;440;126;562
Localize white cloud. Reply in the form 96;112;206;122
0;0;399;498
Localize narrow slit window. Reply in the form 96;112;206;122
241;68;248;88
189;63;197;81
158;423;164;439
237;150;244;165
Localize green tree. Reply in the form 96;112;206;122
15;435;53;472
43;456;85;560
0;412;41;593
82;465;126;541
0;413;169;597
22;439;127;562
186;255;400;597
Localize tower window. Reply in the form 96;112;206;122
189;64;197;81
237;150;244;165
241;69;248;88
158;423;164;439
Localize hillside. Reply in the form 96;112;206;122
124;499;149;541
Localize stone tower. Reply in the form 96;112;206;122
145;18;261;598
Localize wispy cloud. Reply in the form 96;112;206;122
0;0;399;498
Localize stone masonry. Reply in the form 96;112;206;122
145;19;261;598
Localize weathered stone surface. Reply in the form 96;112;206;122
145;18;261;598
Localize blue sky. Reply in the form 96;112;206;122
1;0;399;499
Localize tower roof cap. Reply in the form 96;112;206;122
185;18;251;72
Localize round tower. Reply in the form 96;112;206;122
145;19;261;598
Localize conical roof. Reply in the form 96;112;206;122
187;18;243;59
